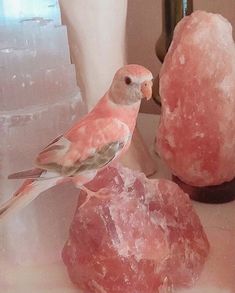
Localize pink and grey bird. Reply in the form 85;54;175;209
0;64;153;220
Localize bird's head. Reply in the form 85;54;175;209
109;64;153;105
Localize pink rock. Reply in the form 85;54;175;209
62;165;209;293
157;11;235;187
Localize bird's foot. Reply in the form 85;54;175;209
79;186;111;209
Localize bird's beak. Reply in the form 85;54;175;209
141;80;153;100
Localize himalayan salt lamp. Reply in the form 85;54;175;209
157;11;235;188
62;164;209;293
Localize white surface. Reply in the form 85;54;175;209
2;113;234;293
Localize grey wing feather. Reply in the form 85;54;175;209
62;140;126;176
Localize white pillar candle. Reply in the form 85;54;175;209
59;0;127;111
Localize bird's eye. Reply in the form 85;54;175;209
124;76;132;85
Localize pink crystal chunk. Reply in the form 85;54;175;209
62;165;209;293
157;11;235;187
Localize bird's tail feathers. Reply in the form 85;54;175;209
0;176;62;222
8;168;44;180
8;168;60;181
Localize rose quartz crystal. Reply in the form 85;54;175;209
62;165;209;293
157;11;235;186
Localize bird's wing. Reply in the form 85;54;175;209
35;118;131;176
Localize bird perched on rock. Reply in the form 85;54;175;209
0;64;153;220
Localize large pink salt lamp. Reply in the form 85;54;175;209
62;165;209;293
157;11;235;187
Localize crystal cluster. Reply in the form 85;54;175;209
0;0;85;267
62;164;209;293
157;11;235;187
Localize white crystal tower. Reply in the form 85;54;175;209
0;0;85;289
